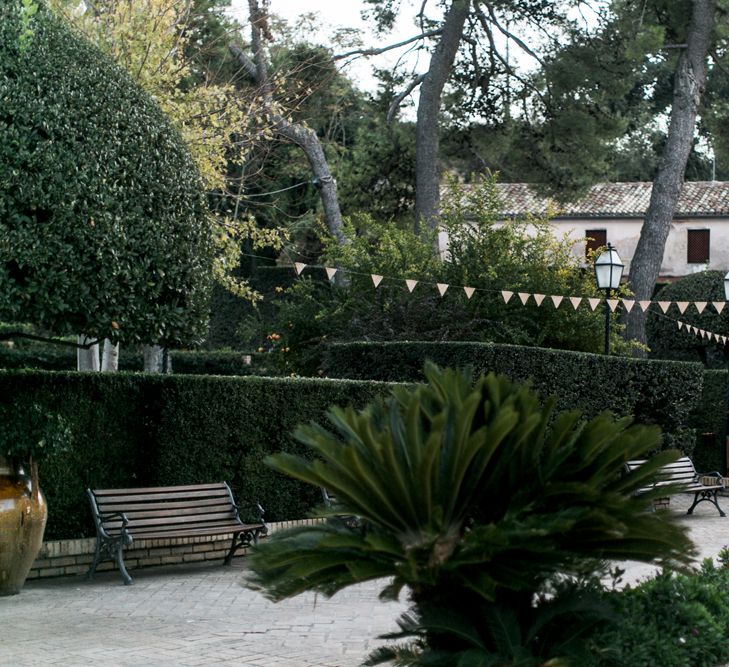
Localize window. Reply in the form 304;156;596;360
585;229;607;257
687;229;710;264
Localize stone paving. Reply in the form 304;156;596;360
1;492;728;667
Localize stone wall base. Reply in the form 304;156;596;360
28;518;323;580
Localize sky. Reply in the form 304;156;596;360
227;0;432;94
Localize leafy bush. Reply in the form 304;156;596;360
247;176;624;373
0;1;212;346
325;341;704;453
582;561;729;667
248;363;693;666
0;370;393;539
689;369;727;474
647;271;729;368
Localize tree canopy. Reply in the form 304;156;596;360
0;1;214;346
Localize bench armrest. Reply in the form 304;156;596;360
99;511;129;527
233;502;266;525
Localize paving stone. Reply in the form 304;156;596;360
1;493;727;666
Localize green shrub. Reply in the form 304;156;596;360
647;271;729;368
325;341;704;453
248;363;693;666
0;2;213;346
0;370;393;539
582;561;729;667
689;369;727;473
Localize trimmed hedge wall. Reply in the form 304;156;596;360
0;347;264;376
325;341;704;453
0;371;392;540
689;369;727;473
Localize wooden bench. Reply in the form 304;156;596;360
87;482;267;585
625;456;726;517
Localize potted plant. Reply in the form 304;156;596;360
0;401;70;595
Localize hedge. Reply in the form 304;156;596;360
325;341;704;453
0;346;266;376
689;369;727;473
0;371;392;540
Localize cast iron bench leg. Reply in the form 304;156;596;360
86;539;103;580
687;489;726;517
116;539;133;585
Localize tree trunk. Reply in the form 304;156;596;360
228;1;347;246
143;345;171;373
101;339;119;372
624;0;715;350
414;0;471;237
76;335;99;371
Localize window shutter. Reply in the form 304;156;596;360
687;229;710;264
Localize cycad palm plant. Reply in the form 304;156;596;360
248;363;695;665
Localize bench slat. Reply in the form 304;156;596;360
99;503;235;520
94;489;231;504
105;523;262;541
96;498;234;514
104;511;238;529
92;483;228;495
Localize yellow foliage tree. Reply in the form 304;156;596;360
51;0;283;301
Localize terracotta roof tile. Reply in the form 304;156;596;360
490;181;729;217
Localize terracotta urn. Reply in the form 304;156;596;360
0;456;47;596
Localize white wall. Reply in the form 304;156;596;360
550;217;729;278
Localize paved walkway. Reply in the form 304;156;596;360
1;493;728;667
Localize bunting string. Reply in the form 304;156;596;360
242;251;729;348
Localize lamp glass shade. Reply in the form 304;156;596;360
724;270;729;301
594;245;624;290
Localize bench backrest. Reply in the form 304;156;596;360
625;456;698;488
88;482;240;537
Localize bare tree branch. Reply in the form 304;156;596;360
228;43;258;81
333;29;442;61
387;73;426;126
484;2;546;67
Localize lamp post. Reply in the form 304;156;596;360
594;243;625;355
724;271;729;468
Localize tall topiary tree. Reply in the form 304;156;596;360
0;1;214;348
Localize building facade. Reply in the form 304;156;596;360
488;181;729;280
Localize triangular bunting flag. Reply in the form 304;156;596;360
325;267;338;280
607;299;619;312
518;292;530;305
436;283;449;297
502;290;514;304
570;297;582;310
587;298;601;311
639;300;652;312
723;336;728;345
677;321;683;330
676;302;689;313
551;295;564;308
622;299;635;312
714;301;726;314
371;274;383;288
533;293;546;306
464;286;476;299
294;262;307;275
658;301;670;313
695;301;707;314
405;279;418;293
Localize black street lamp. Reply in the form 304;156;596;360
594;243;624;355
723;271;729;472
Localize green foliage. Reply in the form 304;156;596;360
253;177;614;372
581;561;729;667
248;363;694;665
0;369;392;539
688;369;727;474
0;1;213;346
325;341;704;454
0;401;70;465
647;271;729;368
